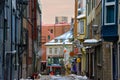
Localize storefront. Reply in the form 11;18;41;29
47;64;62;75
84;39;102;79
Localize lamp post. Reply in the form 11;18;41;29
74;0;78;39
92;25;99;34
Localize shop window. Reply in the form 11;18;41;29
53;57;59;64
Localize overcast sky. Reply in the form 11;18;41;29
41;0;74;24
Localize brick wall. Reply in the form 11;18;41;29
41;23;70;61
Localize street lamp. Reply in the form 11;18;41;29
92;25;99;34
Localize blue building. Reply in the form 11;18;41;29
102;0;119;80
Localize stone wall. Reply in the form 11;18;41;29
102;42;112;80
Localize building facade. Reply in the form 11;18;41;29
85;0;119;80
77;0;86;75
102;0;119;80
41;23;71;74
0;0;42;79
45;28;73;75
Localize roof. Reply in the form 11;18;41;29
84;39;99;43
83;39;102;46
45;28;73;46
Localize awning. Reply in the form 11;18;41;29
83;39;102;46
47;64;61;68
41;61;47;63
77;14;85;19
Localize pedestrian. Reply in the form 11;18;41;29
73;63;77;74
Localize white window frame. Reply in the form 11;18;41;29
104;0;116;25
60;47;63;54
49;48;52;54
54;48;58;54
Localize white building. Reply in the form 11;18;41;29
45;28;73;75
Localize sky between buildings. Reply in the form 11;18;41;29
41;0;74;24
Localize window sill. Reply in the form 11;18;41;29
104;23;115;26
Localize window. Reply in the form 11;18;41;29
106;5;115;23
49;48;52;54
107;0;114;2
97;45;102;65
78;20;84;34
55;48;57;54
87;0;91;15
55;39;58;42
4;19;8;40
48;35;50;40
60;39;63;42
59;47;63;54
53;57;59;64
50;29;53;33
105;0;115;24
48;58;52;65
92;0;94;9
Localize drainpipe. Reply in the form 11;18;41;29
3;2;5;80
10;0;13;79
118;42;120;79
20;1;23;78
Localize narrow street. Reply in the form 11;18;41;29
1;0;120;80
40;74;88;80
20;74;88;80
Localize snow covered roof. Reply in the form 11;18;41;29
45;28;73;46
84;39;99;44
77;14;86;19
83;39;102;46
55;29;73;40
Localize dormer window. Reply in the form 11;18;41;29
60;39;63;42
55;39;58;42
